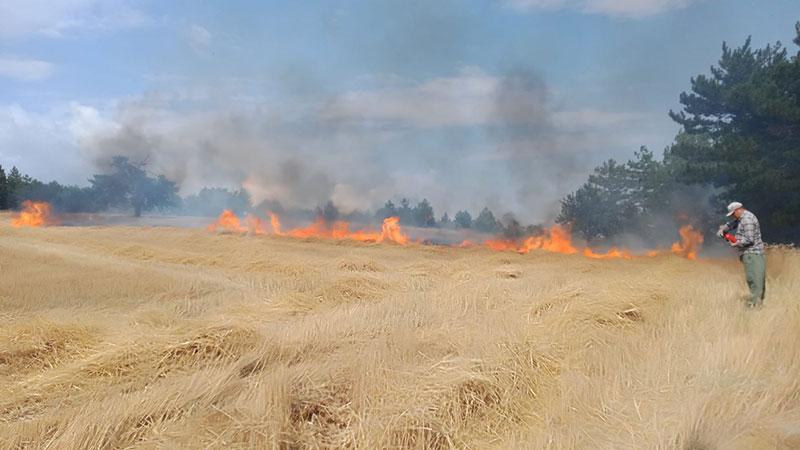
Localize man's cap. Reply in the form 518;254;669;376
726;201;743;217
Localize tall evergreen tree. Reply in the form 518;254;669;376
6;166;23;209
412;199;436;227
397;198;414;225
499;213;525;240
0;165;7;210
439;212;451;228
375;200;398;220
474;207;500;233
454;210;472;229
555;147;698;242
668;26;800;242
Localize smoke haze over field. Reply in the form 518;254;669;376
1;0;798;221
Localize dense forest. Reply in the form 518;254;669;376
2;23;798;244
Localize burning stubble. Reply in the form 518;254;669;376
11;201;57;228
206;209;705;261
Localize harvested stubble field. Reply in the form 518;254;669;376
1;217;799;449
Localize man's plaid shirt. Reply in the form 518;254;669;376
723;210;765;255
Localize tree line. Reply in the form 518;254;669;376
0;156;180;217
557;22;800;244
374;199;542;236
0;159;536;235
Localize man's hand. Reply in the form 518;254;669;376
716;225;726;238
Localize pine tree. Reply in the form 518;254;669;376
0;165;7;210
439;212;451;228
375;200;398;220
7;166;22;208
397;198;413;225
474;207;500;233
412;199;436;227
668;26;800;242
454;210;472;229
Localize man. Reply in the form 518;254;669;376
717;202;766;307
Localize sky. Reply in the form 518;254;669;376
1;0;798;221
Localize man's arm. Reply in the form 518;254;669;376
717;220;735;238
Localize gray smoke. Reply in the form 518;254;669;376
491;70;592;222
79;94;406;214
74;2;644;222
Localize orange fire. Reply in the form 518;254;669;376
268;211;282;235
210;210;410;245
206;209;704;260
458;240;476;248
208;210;275;235
207;210;246;233
11;201;56;228
583;247;633;260
246;215;268;235
379;216;409;245
670;224;704;260
484;225;578;255
481;223;702;260
286;216;409;244
287;217;337;239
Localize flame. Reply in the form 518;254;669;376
268;211;282;235
286;217;332;239
208;210;246;233
210;211;409;245
208;210;275;235
11;201;55;228
286;216;409;244
484;238;521;252
484;225;578;255
379;216;409;245
206;209;703;260
583;247;633;260
480;223;702;260
246;215;268;235
670;224;704;260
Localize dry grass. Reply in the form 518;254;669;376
1;215;799;449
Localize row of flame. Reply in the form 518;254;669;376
207;209;704;260
8;201;704;260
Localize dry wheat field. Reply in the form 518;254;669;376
1;217;799;449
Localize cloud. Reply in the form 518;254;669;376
0;0;150;38
506;0;696;18
0;56;54;81
0;103;86;183
185;24;212;54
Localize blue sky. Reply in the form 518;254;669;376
1;0;798;220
